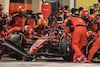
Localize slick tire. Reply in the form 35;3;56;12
24;57;33;61
9;52;23;60
60;38;67;54
62;55;73;62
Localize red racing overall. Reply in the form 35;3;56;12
84;31;100;63
80;10;97;31
9;6;27;29
64;17;88;62
10;13;27;29
87;37;100;63
56;10;70;20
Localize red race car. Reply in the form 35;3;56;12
29;28;73;62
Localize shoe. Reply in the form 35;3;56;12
78;55;86;62
83;57;91;63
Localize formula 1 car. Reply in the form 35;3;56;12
29;28;100;62
29;28;73;62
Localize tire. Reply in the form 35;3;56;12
62;55;73;62
10;34;26;48
60;38;67;54
60;36;72;54
60;36;73;62
24;57;33;61
9;52;23;60
91;53;100;63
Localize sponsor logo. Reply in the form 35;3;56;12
43;9;49;10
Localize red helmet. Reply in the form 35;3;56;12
64;18;71;27
17;6;26;13
0;4;3;11
86;31;94;41
22;25;33;34
80;9;88;18
37;18;46;26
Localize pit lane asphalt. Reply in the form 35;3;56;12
0;57;100;67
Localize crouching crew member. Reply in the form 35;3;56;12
9;6;27;29
84;31;100;63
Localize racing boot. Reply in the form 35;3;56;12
83;57;91;63
78;54;86;62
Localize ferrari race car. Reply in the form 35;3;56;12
29;28;73;62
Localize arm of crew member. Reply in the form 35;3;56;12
64;20;71;39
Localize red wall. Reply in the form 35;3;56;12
9;3;32;15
